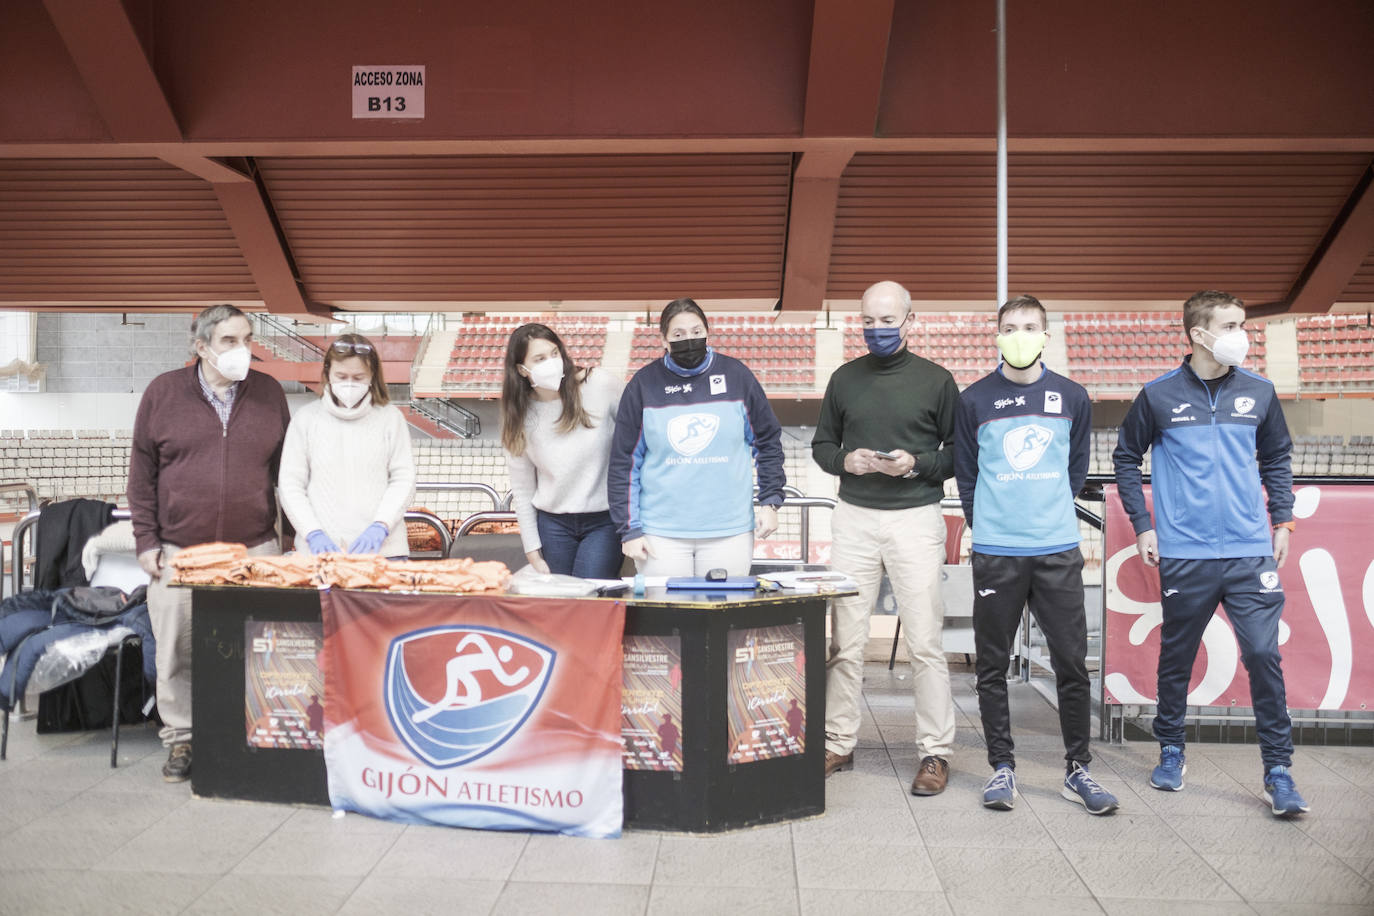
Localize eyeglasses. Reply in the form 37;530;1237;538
330;341;374;356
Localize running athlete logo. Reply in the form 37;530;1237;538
1002;423;1053;472
1234;396;1256;415
1260;571;1281;590
666;413;720;457
384;626;555;768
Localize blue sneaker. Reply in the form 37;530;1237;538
1062;762;1119;815
1263;765;1310;817
982;765;1016;810
1150;745;1186;791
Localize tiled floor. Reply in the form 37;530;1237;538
2;662;1372;915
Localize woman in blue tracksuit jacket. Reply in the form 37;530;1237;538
1113;289;1307;817
608;298;786;577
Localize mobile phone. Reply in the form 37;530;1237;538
872;450;898;460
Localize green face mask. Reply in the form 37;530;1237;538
996;330;1047;370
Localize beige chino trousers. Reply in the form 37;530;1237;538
825;500;955;759
147;539;280;747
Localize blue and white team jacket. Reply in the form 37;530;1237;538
1113;356;1293;559
954;365;1091;556
608;349;786;541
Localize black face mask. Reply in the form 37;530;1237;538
669;337;708;369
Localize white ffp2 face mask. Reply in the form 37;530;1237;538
208;344;251;381
525;357;564;392
331;380;371;408
1199;328;1249;367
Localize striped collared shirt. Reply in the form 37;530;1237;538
197;362;239;430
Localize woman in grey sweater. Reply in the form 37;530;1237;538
501;323;624;578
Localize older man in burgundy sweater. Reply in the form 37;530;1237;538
127;304;291;782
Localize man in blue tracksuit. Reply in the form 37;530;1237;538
1113;289;1308;817
955;295;1118;815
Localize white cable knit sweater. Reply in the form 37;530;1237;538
504;369;624;554
278;396;416;557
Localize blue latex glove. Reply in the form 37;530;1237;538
349;521;390;555
306;530;338;554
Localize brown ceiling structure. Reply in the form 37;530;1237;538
1;0;1372;319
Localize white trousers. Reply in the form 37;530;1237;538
147;539;279;746
638;531;754;578
825;500;954;759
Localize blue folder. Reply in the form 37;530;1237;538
664;576;758;590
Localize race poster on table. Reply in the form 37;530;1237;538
244;620;325;750
320;590;626;838
621;634;684;772
726;624;806;764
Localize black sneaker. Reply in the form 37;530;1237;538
162;743;192;783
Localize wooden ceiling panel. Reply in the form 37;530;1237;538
256;155;792;302
828;152;1372;302
0;158;258;302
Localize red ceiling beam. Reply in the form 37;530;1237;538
779;151;852;317
1252;161;1374;317
41;0;180;142
802;0;895;137
213;161;330;318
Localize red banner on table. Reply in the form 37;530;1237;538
1103;483;1374;711
320;590;625;837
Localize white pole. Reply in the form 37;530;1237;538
996;0;1008;307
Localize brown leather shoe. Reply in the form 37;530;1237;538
824;750;854;778
910;755;949;795
162;742;192;783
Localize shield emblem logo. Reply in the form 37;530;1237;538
1002;424;1054;471
1260;571;1280;590
1234;396;1256;414
384;626;555;768
666;412;720;457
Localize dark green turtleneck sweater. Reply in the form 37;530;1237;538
811;349;959;509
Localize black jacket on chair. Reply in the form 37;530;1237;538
33;499;116;590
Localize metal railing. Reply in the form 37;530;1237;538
403;508;451;555
409;397;482;439
414;481;504;511
250;314;324;362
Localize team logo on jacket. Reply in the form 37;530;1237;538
1234;396;1256;415
1260;571;1281;591
666;413;720;457
384;626;555;768
1002;424;1053;471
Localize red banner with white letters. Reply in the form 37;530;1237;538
1103;483;1374;711
320;590;625;837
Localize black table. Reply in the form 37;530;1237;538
190;585;841;831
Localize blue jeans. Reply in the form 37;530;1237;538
1154;555;1293;768
535;510;623;579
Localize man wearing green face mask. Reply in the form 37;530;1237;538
954;295;1119;815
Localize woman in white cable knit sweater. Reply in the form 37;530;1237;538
279;333;416;558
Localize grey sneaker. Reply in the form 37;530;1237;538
982;765;1016;810
1062;762;1119;815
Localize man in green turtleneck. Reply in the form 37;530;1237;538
812;280;960;796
